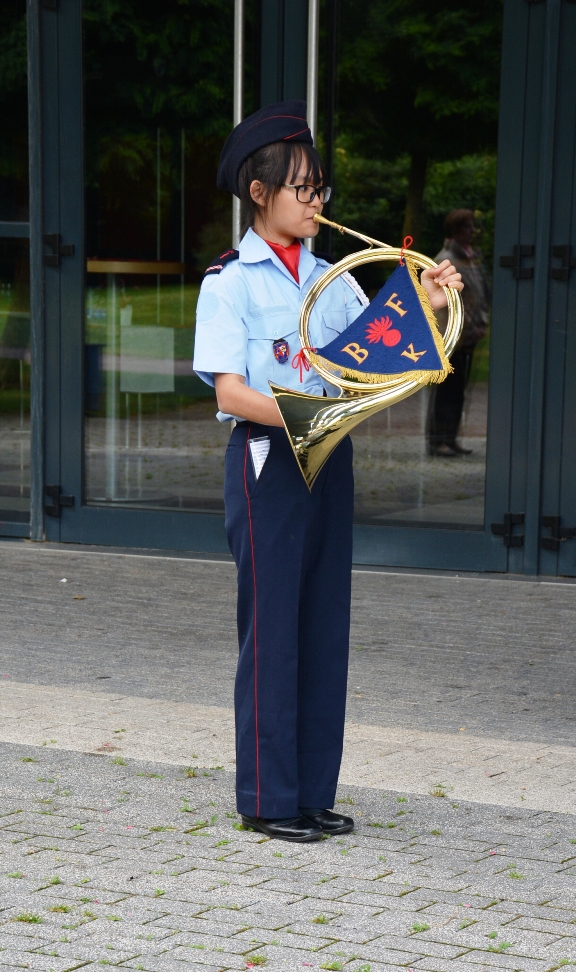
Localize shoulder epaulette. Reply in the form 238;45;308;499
204;248;239;276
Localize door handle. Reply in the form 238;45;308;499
43;233;75;268
499;245;534;279
550;245;576;281
541;516;576;551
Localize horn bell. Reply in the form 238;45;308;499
270;379;424;490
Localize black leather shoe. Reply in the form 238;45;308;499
428;442;459;457
451;442;473;455
300;808;354;834
241;815;323;842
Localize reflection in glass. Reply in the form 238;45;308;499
0;239;30;524
83;2;234;512
317;1;501;530
0;0;29;222
85;268;229;510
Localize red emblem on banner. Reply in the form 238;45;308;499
365;316;402;347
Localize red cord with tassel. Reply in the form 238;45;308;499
291;347;317;383
399;235;413;266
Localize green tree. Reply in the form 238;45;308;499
336;0;502;243
81;0;235;264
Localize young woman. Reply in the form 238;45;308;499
193;101;463;842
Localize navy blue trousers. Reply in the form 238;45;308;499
224;422;354;819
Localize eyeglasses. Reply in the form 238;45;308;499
282;184;332;204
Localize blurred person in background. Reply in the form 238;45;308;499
427;208;490;457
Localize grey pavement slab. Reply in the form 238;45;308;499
0;541;575;745
0;745;575;971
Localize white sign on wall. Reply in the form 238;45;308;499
120;326;175;394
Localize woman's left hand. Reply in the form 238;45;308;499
420;260;464;310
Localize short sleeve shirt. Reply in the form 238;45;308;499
193;228;365;401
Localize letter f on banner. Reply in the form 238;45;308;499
384;292;407;317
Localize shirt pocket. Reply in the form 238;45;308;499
245;311;300;386
318;309;348;348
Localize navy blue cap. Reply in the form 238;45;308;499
217;100;313;197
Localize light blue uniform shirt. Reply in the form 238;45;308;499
193;228;366;419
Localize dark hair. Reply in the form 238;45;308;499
445;208;474;237
238;141;327;238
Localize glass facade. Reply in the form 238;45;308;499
317;0;501;530
82;1;234;513
0;1;28;223
0;239;30;526
0;0;30;529
1;0;572;576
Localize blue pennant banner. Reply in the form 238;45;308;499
310;259;451;385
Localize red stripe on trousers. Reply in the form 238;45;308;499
243;426;260;816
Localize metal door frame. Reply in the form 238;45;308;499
539;0;576;577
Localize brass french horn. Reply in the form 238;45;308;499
269;213;464;489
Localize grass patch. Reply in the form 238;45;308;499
7;871;24;878
430;784;447;797
508;866;524;880
13;913;42;923
312;914;329;924
50;904;71;914
412;922;430;933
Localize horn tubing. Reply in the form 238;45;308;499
313;213;391;250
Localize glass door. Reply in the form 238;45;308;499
0;0;30;538
314;0;542;570
80;0;235;533
539;0;576;578
43;0;235;552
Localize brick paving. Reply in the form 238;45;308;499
1;746;576;972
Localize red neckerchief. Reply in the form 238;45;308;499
265;239;301;283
